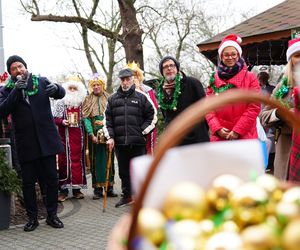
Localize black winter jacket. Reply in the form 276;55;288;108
0;74;65;162
104;85;157;146
161;72;210;145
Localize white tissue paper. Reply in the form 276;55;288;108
131;139;265;208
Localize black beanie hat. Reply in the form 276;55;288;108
6;55;27;74
159;56;180;75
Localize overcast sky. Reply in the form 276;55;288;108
2;0;284;78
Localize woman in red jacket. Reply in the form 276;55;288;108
206;34;261;141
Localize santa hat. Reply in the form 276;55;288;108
286;38;300;61
218;34;242;58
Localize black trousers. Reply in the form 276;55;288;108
115;145;146;197
21;155;58;219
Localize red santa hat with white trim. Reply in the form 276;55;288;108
218;34;242;58
286;38;300;61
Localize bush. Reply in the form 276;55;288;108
0;149;21;195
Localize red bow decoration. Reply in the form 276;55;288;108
0;72;8;83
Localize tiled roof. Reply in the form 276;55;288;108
198;0;299;46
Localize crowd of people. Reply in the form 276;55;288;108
1;34;300;233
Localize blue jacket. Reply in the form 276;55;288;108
0;74;65;162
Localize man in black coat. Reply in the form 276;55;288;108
157;56;210;145
0;55;65;232
104;68;157;208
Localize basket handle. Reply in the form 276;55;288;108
128;90;300;249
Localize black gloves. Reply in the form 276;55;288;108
45;82;58;96
15;78;27;91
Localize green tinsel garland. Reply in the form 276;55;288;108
209;72;235;95
6;74;39;96
274;77;292;108
275;77;289;100
157;74;181;111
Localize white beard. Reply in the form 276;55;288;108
63;90;86;108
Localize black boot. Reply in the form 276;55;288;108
93;187;103;200
107;186;118;197
24;218;39;232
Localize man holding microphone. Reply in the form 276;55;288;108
0;55;65;232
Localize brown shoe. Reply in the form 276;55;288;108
58;193;68;202
73;191;84;199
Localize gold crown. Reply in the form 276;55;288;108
126;61;144;85
127;61;140;71
89;74;106;91
66;75;81;82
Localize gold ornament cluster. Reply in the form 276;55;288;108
137;174;300;250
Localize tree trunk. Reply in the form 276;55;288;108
118;0;144;69
107;38;117;93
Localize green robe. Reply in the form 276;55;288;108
83;114;115;188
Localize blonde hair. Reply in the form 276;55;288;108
285;60;295;87
126;61;144;87
88;74;106;93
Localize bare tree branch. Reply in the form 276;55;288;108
31;14;122;42
81;25;97;73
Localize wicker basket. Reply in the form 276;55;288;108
107;90;300;250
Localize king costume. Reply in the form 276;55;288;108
52;80;87;201
82;75;117;199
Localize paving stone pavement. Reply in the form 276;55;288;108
0;173;131;250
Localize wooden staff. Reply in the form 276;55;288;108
85;132;91;172
103;148;112;212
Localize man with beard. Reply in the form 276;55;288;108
52;80;88;201
157;56;210;145
0;55;65;231
104;68;157;208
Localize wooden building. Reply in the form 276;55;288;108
197;0;300;66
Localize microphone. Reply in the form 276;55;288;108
16;75;26;99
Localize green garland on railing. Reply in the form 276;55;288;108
209;72;235;95
157;74;181;111
6;74;39;96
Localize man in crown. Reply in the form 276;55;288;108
52;79;88;202
82;74;117;200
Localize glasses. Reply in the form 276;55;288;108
222;53;238;59
162;64;176;70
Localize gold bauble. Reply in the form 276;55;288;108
166;219;202;239
137;207;166;246
256;174;282;203
198;219;215;236
276;201;300;225
207;174;243;211
163;182;207;221
231;182;268;227
282;187;300;204
241;224;279;250
256;174;280;194
166;220;203;250
282;218;300;250
205;231;243;250
220;220;240;233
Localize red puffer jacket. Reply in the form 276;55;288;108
206;65;261;141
